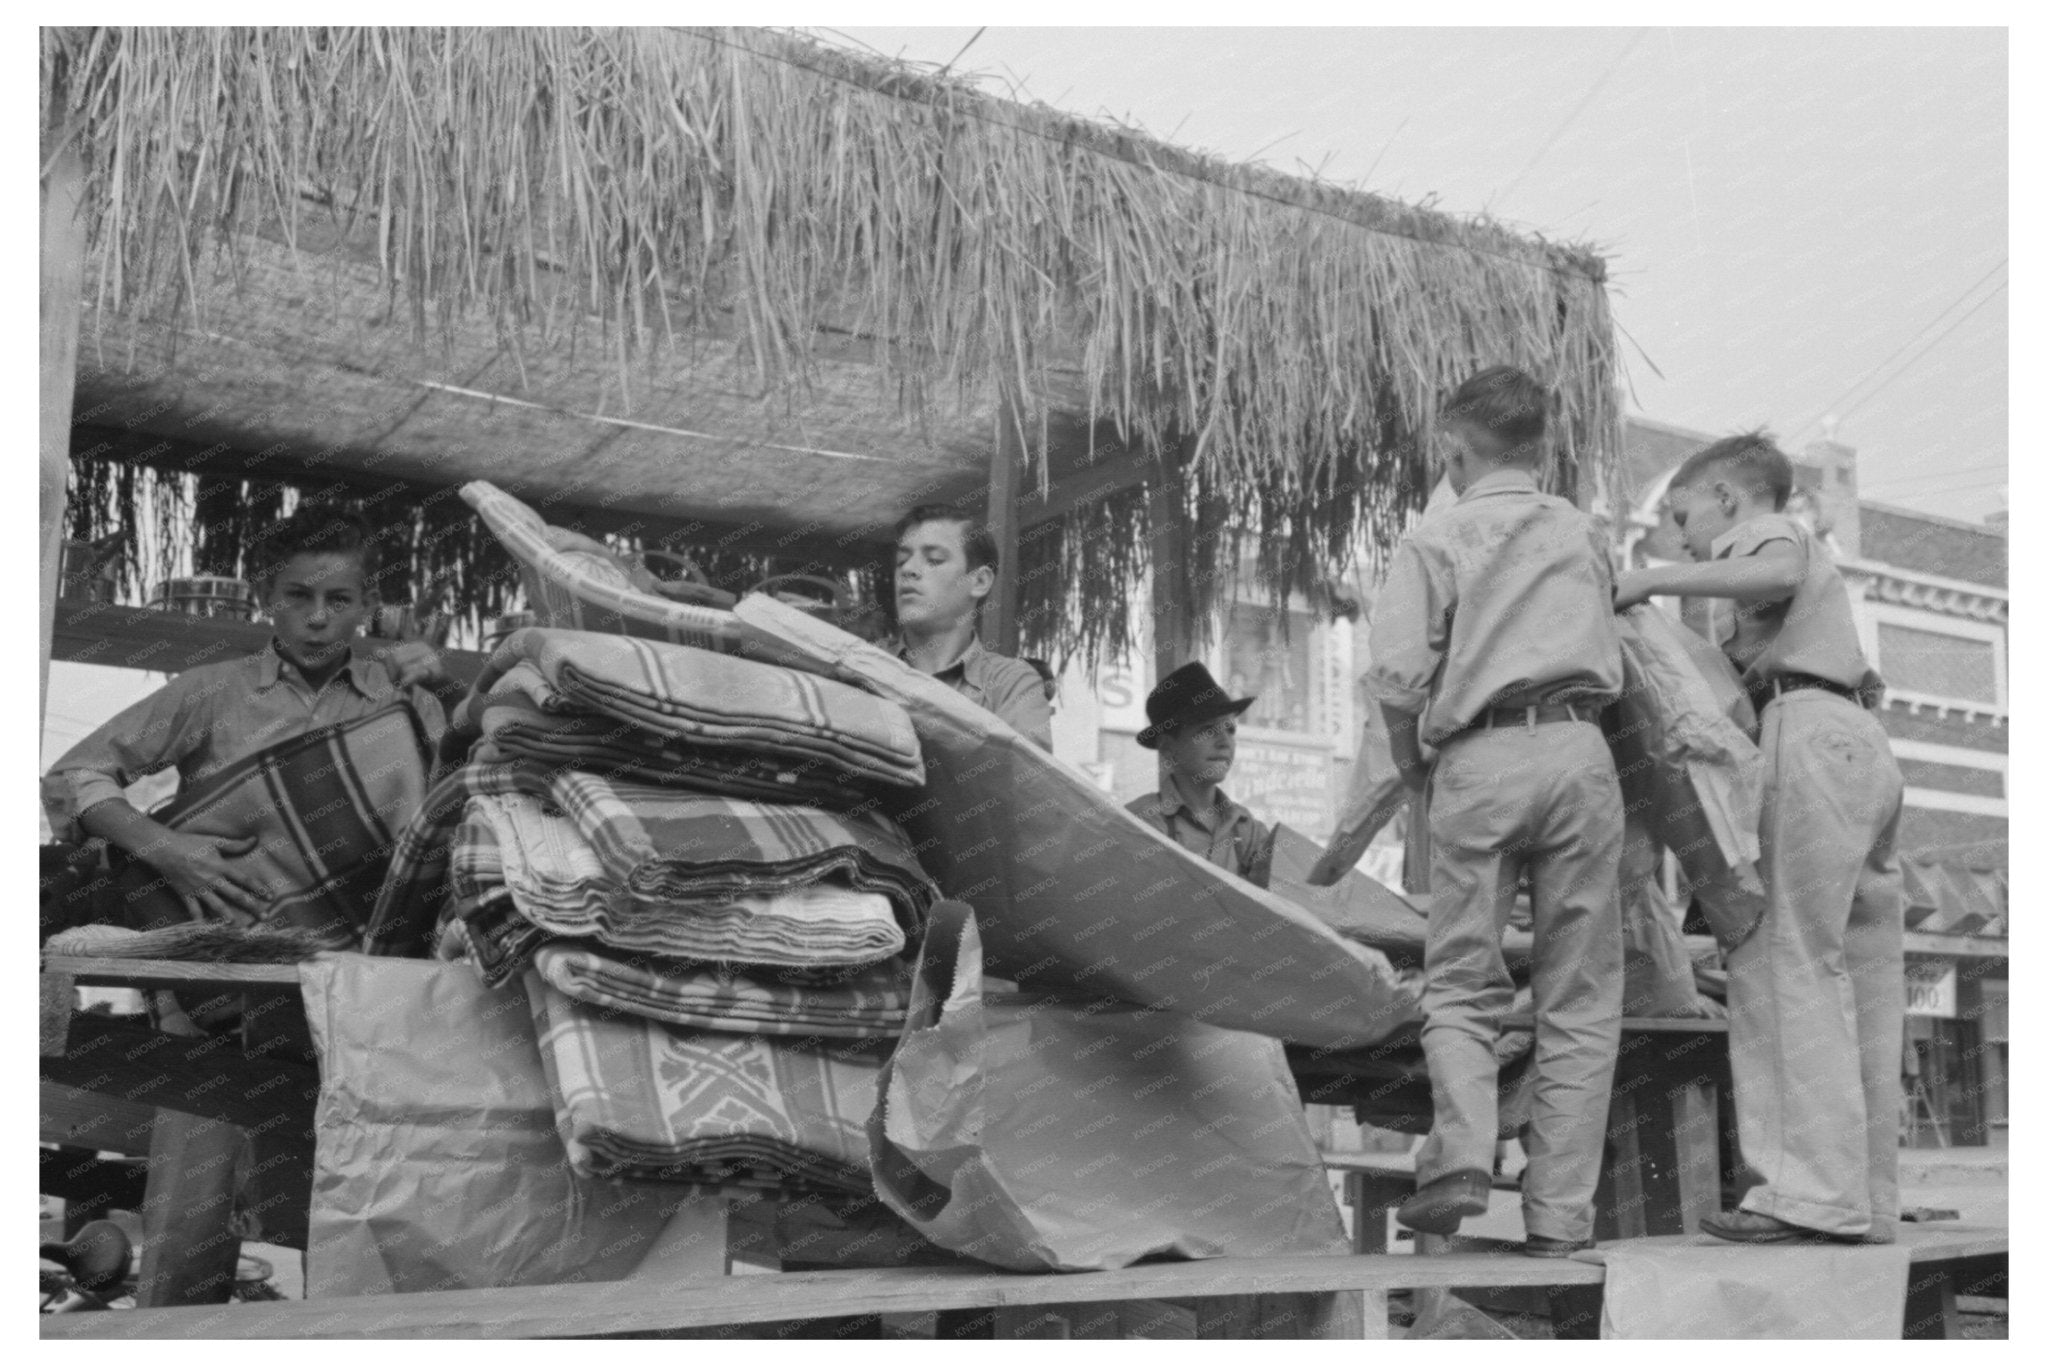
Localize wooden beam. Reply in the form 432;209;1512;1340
51;599;489;684
986;385;1025;654
1015;444;1154;531
1146;443;1195;688
41;144;87;730
68;424;890;574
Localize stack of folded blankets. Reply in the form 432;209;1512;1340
368;627;937;1200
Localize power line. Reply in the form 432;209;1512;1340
1788;259;2006;441
1493;28;1650;211
1834;282;2006;425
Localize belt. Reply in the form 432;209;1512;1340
1471;700;1595;732
1747;672;1869;711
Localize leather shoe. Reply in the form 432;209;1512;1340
1522;1234;1595;1258
1699;1209;1835;1244
1396;1170;1490;1236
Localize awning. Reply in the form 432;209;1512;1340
1902;857;2006;938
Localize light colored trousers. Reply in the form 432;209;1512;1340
1417;720;1622;1243
1731;691;1906;1237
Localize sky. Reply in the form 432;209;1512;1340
820;25;2009;521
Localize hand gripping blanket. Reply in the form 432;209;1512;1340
525;970;885;1196
532;945;911;1039
367;762;936;956
116;704;435;950
481;790;907;968
463;664;874;809
477;627;924;791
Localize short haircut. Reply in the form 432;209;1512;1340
251;505;380;587
1442;365;1548;457
893;505;998;576
1670;431;1794;511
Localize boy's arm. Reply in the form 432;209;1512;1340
46;675;272;921
1613;540;1803;610
1378;703;1430;793
1363;537;1450;792
79;800;270;924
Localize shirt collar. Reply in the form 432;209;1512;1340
255;639;391;701
1155;774;1245;833
1456;468;1541;502
895;632;988;683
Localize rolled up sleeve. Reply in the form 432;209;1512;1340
1364;538;1452;714
986;662;1055;751
41;681;195;844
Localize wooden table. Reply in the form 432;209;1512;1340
1301;1015;1735;1246
39;957;316;1308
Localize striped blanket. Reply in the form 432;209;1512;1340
479;628;924;791
482;791;907;967
371;761;934;957
118;704;434;951
525;971;884;1195
464;666;873;810
532;945;911;1039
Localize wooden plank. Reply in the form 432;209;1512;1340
136;1108;247;1308
41;1081;159;1155
44;956;303;991
40;970;74;1057
44;1252;1607;1340
1502;1013;1730;1034
1013;445;1153;530
1145;455;1192;686
41;142;88;726
51;599;489;684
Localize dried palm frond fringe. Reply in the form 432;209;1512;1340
42;26;1621;664
44;921;330;965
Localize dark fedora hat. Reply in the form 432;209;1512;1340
1136;662;1255;749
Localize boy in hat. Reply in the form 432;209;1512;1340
892;505;1053;750
1615;432;1903;1245
1365;365;1625;1256
1124;662;1274;883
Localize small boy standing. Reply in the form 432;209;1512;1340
1366;366;1625;1256
1616;433;1903;1245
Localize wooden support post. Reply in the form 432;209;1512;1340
629;1190;734;1280
986;384;1025;657
1145;448;1194;686
136;1110;247;1308
40;143;87;731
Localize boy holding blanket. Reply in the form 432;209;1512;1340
1615;432;1903;1245
1365;366;1625;1257
44;507;448;927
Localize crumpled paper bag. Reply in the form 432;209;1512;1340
302;956;710;1296
1606;606;1765;950
868;902;1348;1272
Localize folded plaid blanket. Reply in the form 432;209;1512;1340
119;704;435;951
525;971;885;1194
480;628;924;791
532;944;911;1039
464;665;875;810
367;762;935;956
484;791;907;968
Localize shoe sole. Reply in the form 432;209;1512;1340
1395;1197;1489;1237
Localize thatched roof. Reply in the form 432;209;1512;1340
43;25;1620;663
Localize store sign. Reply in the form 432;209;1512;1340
1095;660;1148;732
1905;962;1957;1019
1231;738;1333;840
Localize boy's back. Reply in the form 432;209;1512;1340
1369;468;1622;742
1363;367;1625;1255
